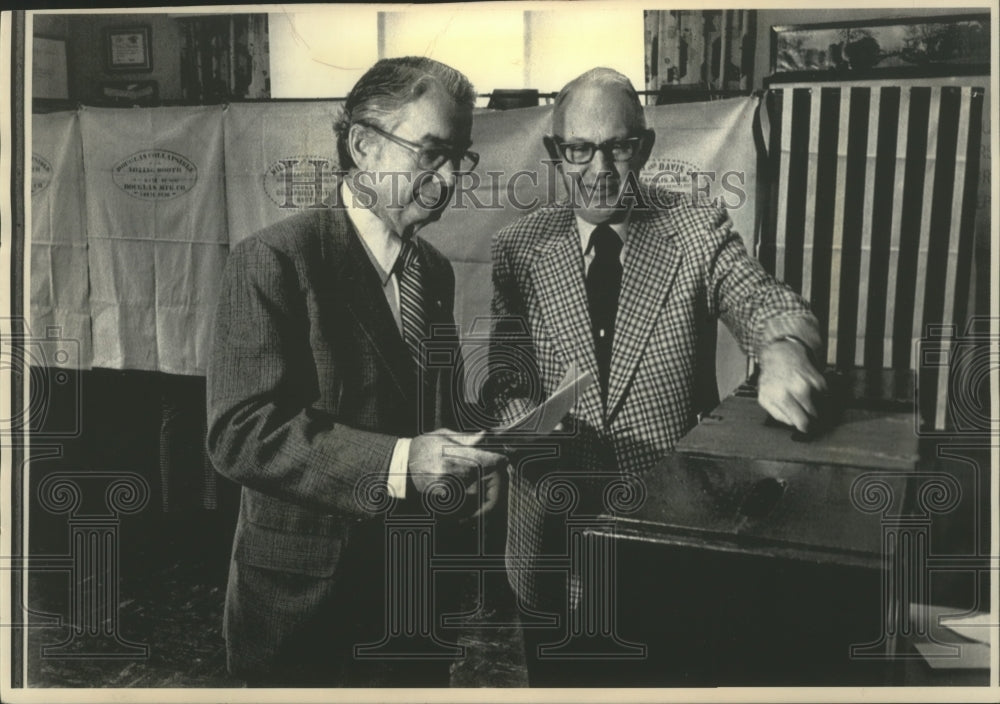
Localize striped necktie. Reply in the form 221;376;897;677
394;237;427;367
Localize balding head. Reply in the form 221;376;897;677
544;67;654;224
552;67;646;137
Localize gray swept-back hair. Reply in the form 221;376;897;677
552;67;646;132
334;56;476;170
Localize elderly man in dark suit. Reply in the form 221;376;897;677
487;67;827;685
207;57;506;687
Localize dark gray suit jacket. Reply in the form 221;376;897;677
207;206;459;678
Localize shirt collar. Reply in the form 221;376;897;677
342;181;402;287
576;213;629;255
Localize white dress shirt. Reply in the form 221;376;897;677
576;214;629;273
343;182;410;500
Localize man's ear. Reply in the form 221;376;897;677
348;123;373;169
635;128;656;169
542;135;561;164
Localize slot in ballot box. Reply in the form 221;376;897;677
585;371;930;686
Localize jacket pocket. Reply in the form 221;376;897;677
233;522;342;577
243;490;346;536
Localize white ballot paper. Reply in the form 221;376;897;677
909;603;993;670
489;362;594;439
940;610;995;647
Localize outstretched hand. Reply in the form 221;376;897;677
757;339;827;433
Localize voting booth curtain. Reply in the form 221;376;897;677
31;112;91;368
758;82;988;430
79;106;228;375
223;101;345;243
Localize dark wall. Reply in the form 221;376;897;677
28;368;240;556
33;14;68;39
64;13;184;103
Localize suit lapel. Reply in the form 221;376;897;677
535;215;604;426
606;210;682;420
326;208;416;401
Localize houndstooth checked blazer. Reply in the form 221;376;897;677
488;190;822;610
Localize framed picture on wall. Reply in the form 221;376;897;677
105;25;153;72
769;13;990;83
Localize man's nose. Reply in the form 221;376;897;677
590;145;614;173
436;159;457;188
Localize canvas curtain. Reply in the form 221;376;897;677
223;100;345;244
80;105;227;375
31;111;91;368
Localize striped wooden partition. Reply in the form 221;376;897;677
758;83;985;430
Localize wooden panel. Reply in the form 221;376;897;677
615;451;907;566
676;393;919;470
605;374;919;566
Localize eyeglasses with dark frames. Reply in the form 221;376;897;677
358;121;480;172
551;136;644;165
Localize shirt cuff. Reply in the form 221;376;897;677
758;314;824;361
387;438;410;500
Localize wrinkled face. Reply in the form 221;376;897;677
352;83;473;237
550;84;649;225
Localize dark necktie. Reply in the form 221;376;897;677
584;224;623;404
394;237;427;368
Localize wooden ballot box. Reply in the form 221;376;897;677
587;372;928;686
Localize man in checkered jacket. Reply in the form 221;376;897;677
486;68;826;685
